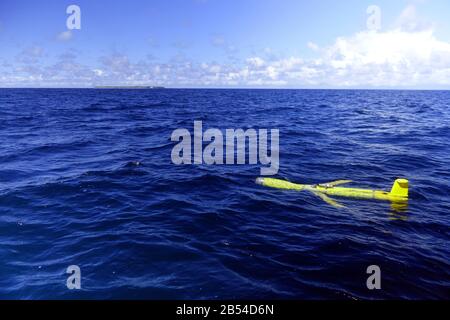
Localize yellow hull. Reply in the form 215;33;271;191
256;177;408;207
316;186;405;202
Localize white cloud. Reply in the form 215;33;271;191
307;42;320;51
2;5;450;88
394;4;433;32
16;46;45;64
318;29;450;86
57;31;73;41
246;57;265;68
93;69;104;76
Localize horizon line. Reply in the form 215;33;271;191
0;87;449;91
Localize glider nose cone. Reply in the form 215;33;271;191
255;177;265;185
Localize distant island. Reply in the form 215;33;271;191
94;86;166;89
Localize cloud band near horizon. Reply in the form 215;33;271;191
1;3;450;89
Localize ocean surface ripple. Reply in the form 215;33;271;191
0;89;449;299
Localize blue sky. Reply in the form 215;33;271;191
1;0;450;88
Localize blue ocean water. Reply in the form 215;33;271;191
0;89;448;300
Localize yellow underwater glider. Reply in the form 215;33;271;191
255;177;409;208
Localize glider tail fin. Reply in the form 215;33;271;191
390;179;409;199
